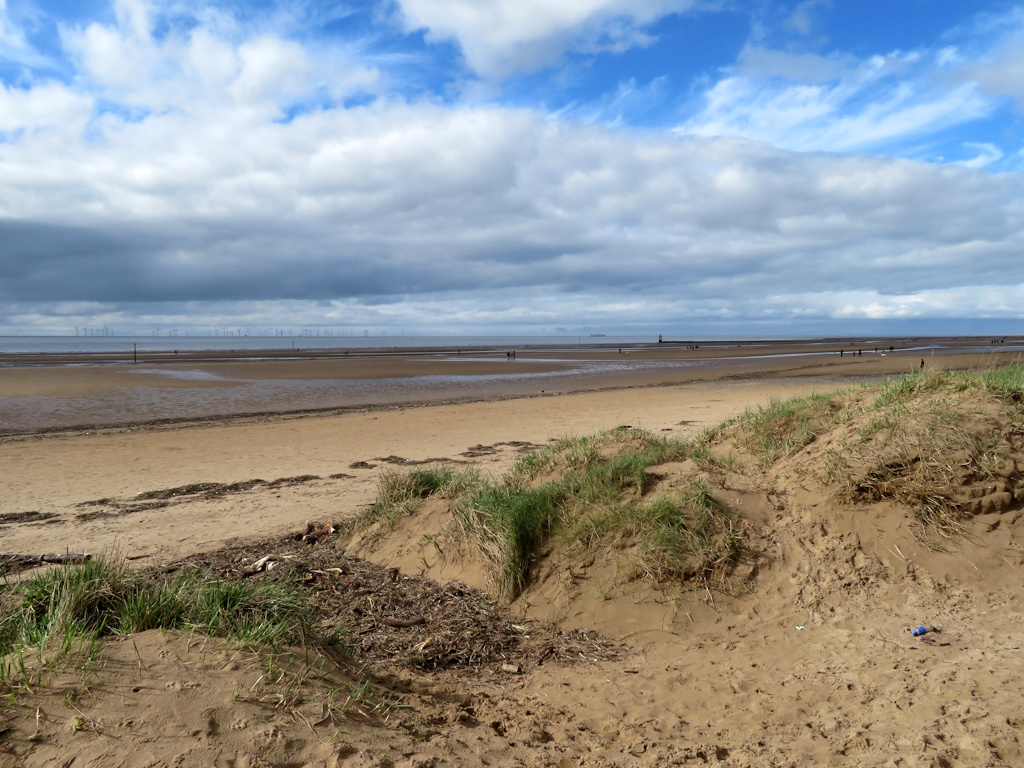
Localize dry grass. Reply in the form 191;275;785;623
729;365;1022;534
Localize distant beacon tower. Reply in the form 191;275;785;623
659;334;663;343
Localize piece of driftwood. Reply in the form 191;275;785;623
44;554;90;564
383;616;426;628
243;555;275;576
301;520;335;543
1;553;91;564
242;553;301;576
0;553;92;576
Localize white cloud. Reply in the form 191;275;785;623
2;2;1024;334
969;38;1024;107
229;36;313;104
0;0;22;48
958;141;1004;169
553;76;668;126
680;48;993;153
394;0;698;79
0;0;57;71
59;1;378;117
786;0;829;38
3;81;1024;327
0;81;92;134
735;46;846;84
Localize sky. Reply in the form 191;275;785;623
1;0;1024;337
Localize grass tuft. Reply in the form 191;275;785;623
730;391;845;468
348;465;480;542
453;484;565;601
443;428;742;602
0;557;319;698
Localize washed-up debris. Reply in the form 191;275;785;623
301;520;335;543
151;525;622;674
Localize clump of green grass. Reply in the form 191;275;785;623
452;484;566;601
3;557;314;652
872;367;951;409
801;364;1024;535
870;364;1024;409
832;395;1002;534
730;391;846;468
568;479;744;585
0;557;319;695
968;362;1024;400
506;427;689;486
447;428;743;602
348;465;480;540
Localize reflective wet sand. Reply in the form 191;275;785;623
1;341;1018;432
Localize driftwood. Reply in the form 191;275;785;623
242;553;298;577
301;520;335;543
1;553;91;565
243;555;275;576
0;553;91;576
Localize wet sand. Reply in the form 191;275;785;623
2;338;1019;433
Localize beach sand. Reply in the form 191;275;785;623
1;343;1022;766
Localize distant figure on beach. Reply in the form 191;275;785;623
921;359;925;369
840;350;843;357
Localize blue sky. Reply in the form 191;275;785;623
1;0;1024;335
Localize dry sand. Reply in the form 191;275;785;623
0;378;821;561
1;344;1022;767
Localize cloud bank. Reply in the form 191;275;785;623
0;0;1023;335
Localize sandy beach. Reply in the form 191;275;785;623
1;340;1023;767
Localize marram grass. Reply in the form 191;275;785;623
375;427;747;602
0;556;319;679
